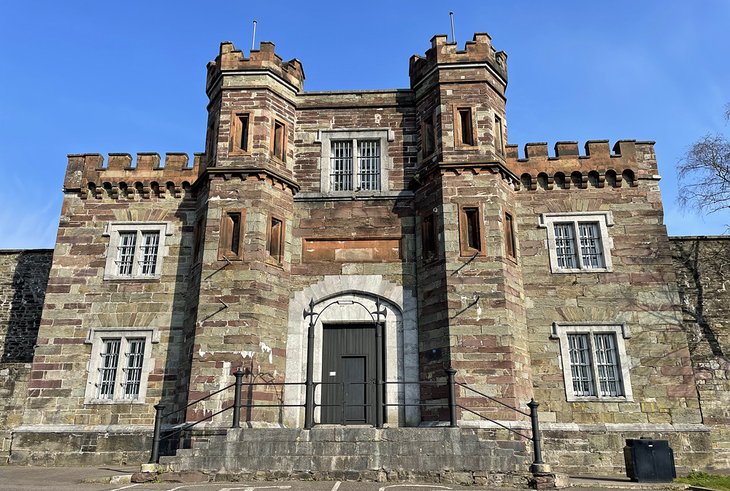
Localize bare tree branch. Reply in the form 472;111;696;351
677;104;730;223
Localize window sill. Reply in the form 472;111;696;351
551;268;612;274
84;399;147;405
265;257;284;269
567;396;633;403
103;276;161;282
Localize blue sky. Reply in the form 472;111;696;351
1;0;728;249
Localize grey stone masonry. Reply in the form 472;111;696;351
0;250;52;362
162;427;530;486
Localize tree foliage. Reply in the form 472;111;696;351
678;103;730;216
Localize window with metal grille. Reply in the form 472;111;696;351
105;223;168;280
98;339;121;400
116;232;137;276
330;140;380;192
94;336;148;401
358;140;381;191
140;232;160;275
553;222;604;270
566;332;623;398
553;322;631;402
554;223;577;269
331;141;353;191
85;328;155;404
578;222;603;268
123;338;146;399
540;213;612;273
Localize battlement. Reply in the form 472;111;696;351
64;152;202;199
409;33;508;87
505;140;658;191
206;41;305;93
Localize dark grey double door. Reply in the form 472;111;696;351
321;324;379;425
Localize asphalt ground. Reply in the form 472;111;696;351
0;466;685;491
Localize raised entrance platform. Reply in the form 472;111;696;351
160;426;531;486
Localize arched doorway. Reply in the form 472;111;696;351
284;275;419;427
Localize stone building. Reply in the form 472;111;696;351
1;32;728;478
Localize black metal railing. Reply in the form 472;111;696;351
148;367;544;472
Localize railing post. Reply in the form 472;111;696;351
304;300;316;429
375;320;384;428
232;367;244;428
446;368;458;427
528;398;550;474
148;403;165;464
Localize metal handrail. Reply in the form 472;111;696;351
148;367;544;473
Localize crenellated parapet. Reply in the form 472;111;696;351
63;152;203;199
206;41;305;93
506;140;658;191
409;33;508;87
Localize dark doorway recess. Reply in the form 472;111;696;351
321;323;382;425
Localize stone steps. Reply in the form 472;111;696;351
160;426;531;485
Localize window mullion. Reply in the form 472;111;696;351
132;231;142;277
588;332;602;399
572;221;584;270
115;337;128;400
353;138;359;190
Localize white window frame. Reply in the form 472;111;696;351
83;328;159;404
103;222;171;280
539;211;614;273
316;129;394;195
551;322;633;402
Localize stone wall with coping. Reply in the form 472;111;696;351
671;236;730;471
0;250;52;460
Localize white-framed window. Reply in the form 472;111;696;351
316;129;394;194
103;223;171;280
84;328;158;404
551;322;633;402
539;212;614;273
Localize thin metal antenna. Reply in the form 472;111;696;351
449;11;456;44
251;20;257;52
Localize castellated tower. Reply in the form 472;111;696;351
187;42;304;422
409;34;532;417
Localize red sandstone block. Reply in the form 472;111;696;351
28;379;62;389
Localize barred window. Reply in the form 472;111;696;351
330;140;380;191
539;212;613;273
104;223;169;280
85;329;156;404
95;336;147;401
116;233;137;276
98;339;121;400
553;323;632;402
331;141;353;191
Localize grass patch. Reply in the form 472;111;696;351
676;471;730;491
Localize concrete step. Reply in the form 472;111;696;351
160;426;532;486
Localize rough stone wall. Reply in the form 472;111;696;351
0;250;52;459
514;142;706;471
0;250;52;362
23;155;198;428
671;237;730;470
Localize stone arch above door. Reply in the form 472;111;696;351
283;275;419;427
